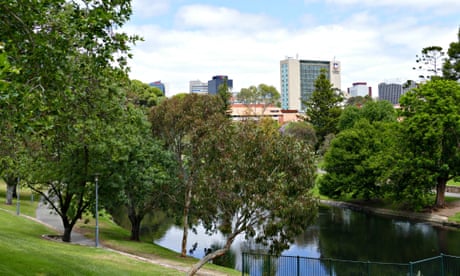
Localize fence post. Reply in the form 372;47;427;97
441;254;444;276
409;261;413;276
367;261;370;276
297;256;300;276
242;252;245;276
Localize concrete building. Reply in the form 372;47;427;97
230;103;301;124
208;75;233;95
378;82;403;105
280;57;341;111
348;82;372;98
189;80;208;94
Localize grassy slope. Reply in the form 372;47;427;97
0;181;239;275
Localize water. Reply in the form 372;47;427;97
154;205;460;270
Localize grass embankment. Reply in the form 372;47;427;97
0;182;239;275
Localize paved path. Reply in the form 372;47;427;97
35;201;96;246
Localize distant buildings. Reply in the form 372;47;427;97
348;82;372;98
189;80;208;94
378;81;416;105
207;75;233;95
149;81;166;95
280;57;341;111
230;103;301;124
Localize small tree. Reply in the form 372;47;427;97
413;46;445;80
303;69;343;149
187;119;318;275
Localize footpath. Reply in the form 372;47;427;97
34;202;229;276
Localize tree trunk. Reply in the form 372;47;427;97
187;247;229;276
5;184;15;205
435;178;447;208
181;184;192;257
128;207;143;241
62;225;72;242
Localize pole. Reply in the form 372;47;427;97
16;177;20;215
95;175;99;247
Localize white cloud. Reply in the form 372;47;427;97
174;4;278;31
125;2;458;97
132;0;171;18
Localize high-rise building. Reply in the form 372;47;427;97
280;57;341;111
149;81;165;95
378;82;403;105
207;75;233;95
348;82;372;97
189;80;208;94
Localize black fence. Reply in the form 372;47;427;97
241;253;460;276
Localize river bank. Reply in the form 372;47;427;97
320;198;460;229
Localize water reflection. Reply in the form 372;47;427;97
154;205;460;271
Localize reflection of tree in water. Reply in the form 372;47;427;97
202;242;236;269
109;207;173;240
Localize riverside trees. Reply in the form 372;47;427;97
1;0;140;242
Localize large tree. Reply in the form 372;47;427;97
0;0;139;242
188;119;318;275
150;93;229;257
303;69;343;149
443;27;460;81
396;79;460;208
413;46;445;80
237;84;281;114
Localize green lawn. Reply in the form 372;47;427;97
0;181;239;275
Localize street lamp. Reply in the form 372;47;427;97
94;174;100;247
16;177;20;216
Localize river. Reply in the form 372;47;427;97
153;205;460;271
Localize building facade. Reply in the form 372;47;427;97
348;82;372;97
280;57;341;111
378;82;403;105
189;80;208;94
149;81;165;95
207;75;233;95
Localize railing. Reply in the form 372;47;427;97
241;252;460;276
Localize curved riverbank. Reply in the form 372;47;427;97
320;199;460;229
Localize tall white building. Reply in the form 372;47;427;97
280;57;341;111
189;80;208;94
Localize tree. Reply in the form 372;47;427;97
413;46;445;80
217;76;232;113
281;121;317;148
150;93;229;257
303;69;343;149
104;106;177;241
395;79;460;208
126;79;164;108
187;119;318;275
1;0;139;242
443;27;460;81
237;84;281;114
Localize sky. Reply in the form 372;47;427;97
123;0;459;97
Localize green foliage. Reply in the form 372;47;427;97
127;79;164;108
197;119;318;257
237;83;281;109
338;100;396;131
442;27;460;81
304;69;343;149
389;79;460;208
281;121;317;148
413;46;445;80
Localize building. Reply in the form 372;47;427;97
348;82;372;98
149;81;166;95
230;103;301;124
378;82;403;105
280;57;341;111
207;75;233;95
189;80;208;94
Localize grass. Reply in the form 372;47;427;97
0;181;239;275
448;179;460;187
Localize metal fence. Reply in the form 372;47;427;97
241;253;460;276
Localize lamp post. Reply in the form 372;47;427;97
94;174;100;247
16;177;20;216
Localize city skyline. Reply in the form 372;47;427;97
124;0;459;96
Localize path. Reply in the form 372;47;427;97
34;202;230;275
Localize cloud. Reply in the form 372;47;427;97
174;4;278;31
125;2;458;97
132;0;171;18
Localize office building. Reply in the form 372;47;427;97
280;57;341;111
189;80;208;94
378;82;403;105
208;75;233;95
149;81;165;95
348;82;372;97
